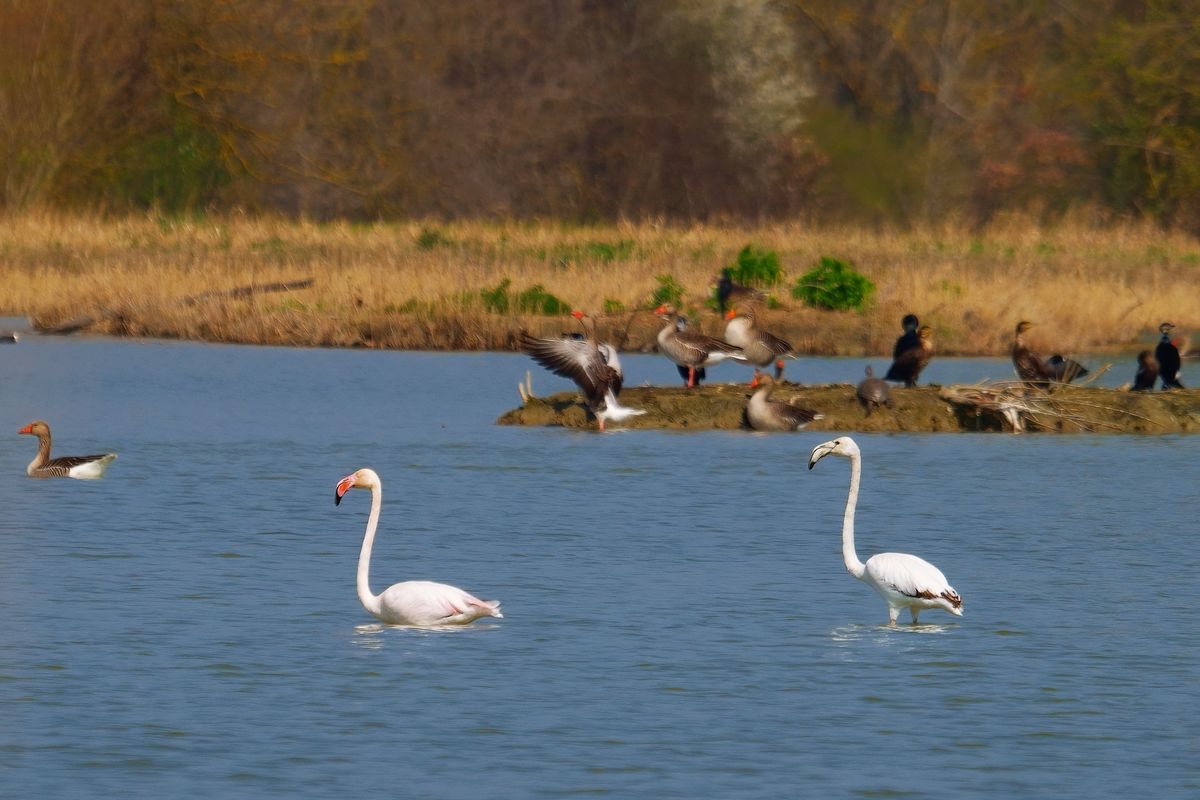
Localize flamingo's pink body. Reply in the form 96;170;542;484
335;468;502;626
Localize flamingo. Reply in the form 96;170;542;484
18;420;116;479
334;468;503;626
808;437;963;625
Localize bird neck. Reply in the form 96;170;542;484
842;453;867;579
357;483;385;618
30;432;51;470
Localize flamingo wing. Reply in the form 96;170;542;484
866;552;962;608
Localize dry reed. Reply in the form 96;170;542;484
1;211;1196;355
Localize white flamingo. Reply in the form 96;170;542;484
335;468;503;626
808;437;963;625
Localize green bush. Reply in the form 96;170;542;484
416;227;452;249
603;298;626;314
792;256;875;311
480;278;570;315
728;244;784;286
648;274;685;309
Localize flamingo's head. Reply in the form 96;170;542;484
808;436;860;470
335;467;380;506
18;420;48;437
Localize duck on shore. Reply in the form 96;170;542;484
746;372;823;431
723;305;796;381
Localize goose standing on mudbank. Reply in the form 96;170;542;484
654;304;746;387
746;373;822;431
723;306;796;380
18;420;116;479
808;437;963;625
520;311;644;431
335;468;502;626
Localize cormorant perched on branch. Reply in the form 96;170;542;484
1156;322;1184;389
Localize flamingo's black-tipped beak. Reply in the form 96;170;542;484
335;475;355;506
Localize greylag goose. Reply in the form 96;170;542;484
18;420;116;479
1156;322;1184;388
723;306;796;380
808;437;963;625
520;311;645;431
746;373;823;431
654;304;746;387
335;468;502;626
885;325;934;387
856;366;890;416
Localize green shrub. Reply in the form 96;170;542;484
480;278;570;315
514;284;571;315
648;274;685;308
792;256;875;311
728;244;784;286
416;227;452;249
603;298;626;314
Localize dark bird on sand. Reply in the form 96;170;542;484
885;325;934;387
1132;350;1158;392
1156;322;1185;389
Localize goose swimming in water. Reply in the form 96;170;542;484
18;420;117;479
808;437;963;625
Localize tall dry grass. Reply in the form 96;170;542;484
1;211;1197;355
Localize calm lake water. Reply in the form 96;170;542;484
1;331;1196;798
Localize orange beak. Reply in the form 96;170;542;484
749;372;760;388
17;423;32;435
571;310;584;319
334;474;355;506
653;304;667;315
724;309;736;320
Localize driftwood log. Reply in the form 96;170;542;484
36;278;315;335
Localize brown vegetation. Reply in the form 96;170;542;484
1;214;1196;356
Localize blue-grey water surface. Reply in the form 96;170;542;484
1;332;1196;798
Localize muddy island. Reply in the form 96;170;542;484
498;383;1200;434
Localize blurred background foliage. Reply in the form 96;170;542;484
2;0;1198;231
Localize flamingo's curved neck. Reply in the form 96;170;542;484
357;484;385;618
842;452;867;579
